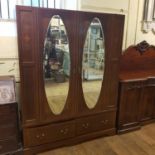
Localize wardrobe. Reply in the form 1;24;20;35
16;6;124;154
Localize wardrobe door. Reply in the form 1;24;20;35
77;12;124;116
117;81;142;132
38;9;78;123
139;79;155;123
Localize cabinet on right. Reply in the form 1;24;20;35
117;41;155;133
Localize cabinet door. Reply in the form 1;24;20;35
77;12;124;116
38;9;78;123
139;82;155;122
118;81;142;132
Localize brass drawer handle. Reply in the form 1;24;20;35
36;133;45;139
36;135;40;138
101;120;108;124
60;128;68;134
41;133;45;137
127;86;141;90
82;123;89;128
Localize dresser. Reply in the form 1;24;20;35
0;76;22;154
0;103;22;154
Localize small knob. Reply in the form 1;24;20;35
36;135;40;138
104;120;108;124
42;133;45;137
60;128;68;134
82;123;89;128
64;128;68;134
101;120;108;124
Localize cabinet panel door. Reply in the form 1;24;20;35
77;12;124;116
118;82;142;130
140;86;155;122
38;9;78;123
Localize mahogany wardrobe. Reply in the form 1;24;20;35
16;5;124;154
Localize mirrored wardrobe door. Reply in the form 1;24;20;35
82;17;105;109
39;9;77;121
43;15;70;115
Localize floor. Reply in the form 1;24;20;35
39;123;155;155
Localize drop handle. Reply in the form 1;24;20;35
82;123;89;128
60;128;68;134
36;135;40;138
41;133;45;137
101;120;108;124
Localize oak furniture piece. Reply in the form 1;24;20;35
0;76;22;154
117;41;155;133
16;5;124;154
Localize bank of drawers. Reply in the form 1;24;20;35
24;111;116;147
0;103;21;154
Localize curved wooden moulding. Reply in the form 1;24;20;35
119;41;155;81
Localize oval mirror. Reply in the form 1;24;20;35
82;18;105;109
43;15;70;115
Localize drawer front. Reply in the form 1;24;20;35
0;113;17;126
0;124;17;140
76;111;116;136
121;81;143;91
0;104;17;126
24;121;75;147
0;137;19;154
0;103;16;115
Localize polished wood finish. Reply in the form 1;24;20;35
16;5;124;154
38;123;155;155
0;103;22;154
117;41;155;133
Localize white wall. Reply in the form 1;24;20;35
79;0;155;48
78;0;129;50
0;21;19;81
135;0;155;44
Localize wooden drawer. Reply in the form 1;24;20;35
24;121;75;147
76;111;116;136
0;137;19;154
0;103;16;116
0;124;17;140
121;81;143;91
0;113;17;126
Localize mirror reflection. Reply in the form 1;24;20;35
82;18;105;109
43;15;70;115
